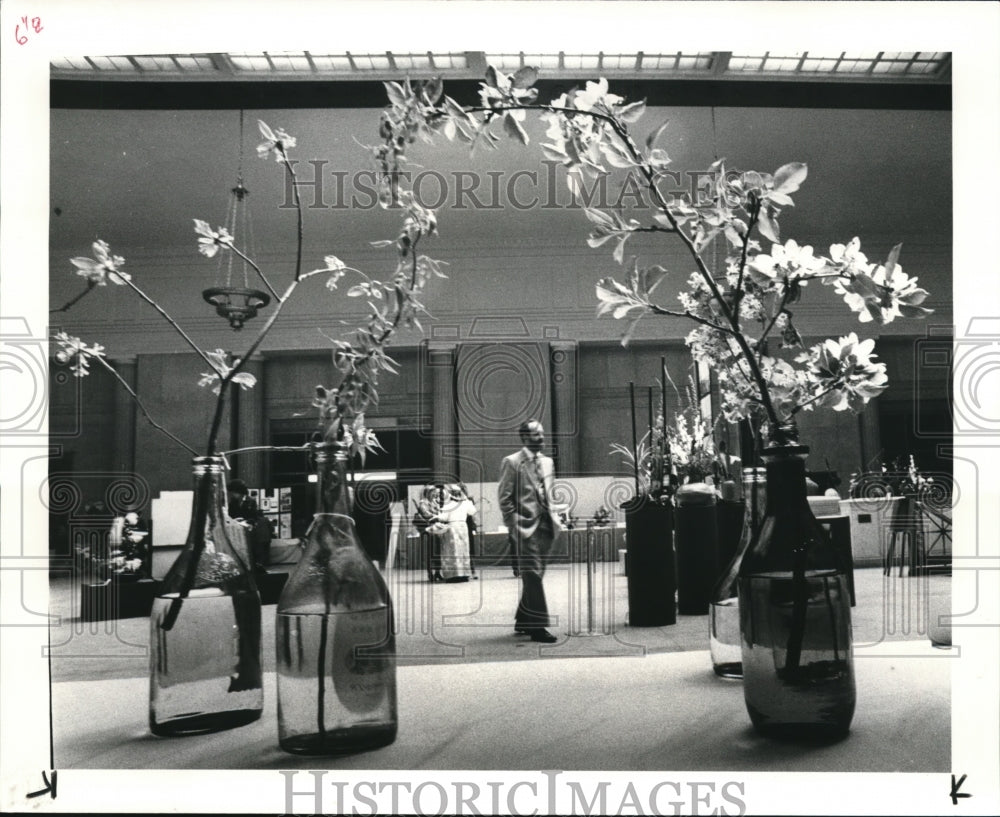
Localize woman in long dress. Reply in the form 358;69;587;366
437;484;476;582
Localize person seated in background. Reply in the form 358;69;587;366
414;484;445;582
436;484;477;583
226;479;272;574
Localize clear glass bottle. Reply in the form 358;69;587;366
275;441;398;755
710;467;766;678
149;455;263;736
737;426;856;738
926;563;952;648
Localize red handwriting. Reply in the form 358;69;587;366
15;16;43;45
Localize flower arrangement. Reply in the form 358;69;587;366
849;454;934;500
374;69;932;446
611;374;719;496
662;398;717;485
107;511;149;579
592;505;612;527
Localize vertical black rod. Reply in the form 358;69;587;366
647;386;655;441
629;381;639;496
661;358;672;478
586;523;595;633
648;385;656;494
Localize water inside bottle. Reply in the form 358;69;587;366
276;606;397;755
149;589;263;735
709;596;742;678
739;571;855;738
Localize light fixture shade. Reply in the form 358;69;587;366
202;286;270;331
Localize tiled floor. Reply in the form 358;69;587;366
46;565;945;683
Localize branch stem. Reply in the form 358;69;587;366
93;356;198;455
122;278;216;370
228;244;280;301
50;282;97;313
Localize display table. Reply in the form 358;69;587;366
474;525;625;565
52;647;948;772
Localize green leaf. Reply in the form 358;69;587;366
757;209;780;243
541;143;568;163
766;191;795;207
617;99;647;124
900;287;929;306
584;207;617;229
586;233;614;249
882;243;903;278
645;118;670;151
502;112;530;145
647;148;671;171
383;81;407;107
643;265;668;296
613;235;629;265
724;224;744;249
772;162;808;195
484;65;500;89
421;76;444;105
257;120;276;141
511;66;539;90
601;141;637;169
232;372;257;390
620;317;642;346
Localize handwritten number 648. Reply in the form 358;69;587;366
15;16;43;45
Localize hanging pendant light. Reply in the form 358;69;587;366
202;110;273;330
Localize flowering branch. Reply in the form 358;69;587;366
229;243;280;301
376;68;932;439
50;280;98;313
54;332;199;455
119;276;218;371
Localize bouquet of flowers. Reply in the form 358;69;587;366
849;454;933;500
107;511;149;579
662;401;717;485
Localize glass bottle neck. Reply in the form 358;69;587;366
762;448;810;513
187;456;227;544
314;445;352;516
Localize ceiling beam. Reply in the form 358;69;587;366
50;76;952;111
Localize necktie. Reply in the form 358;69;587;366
534;453;548;506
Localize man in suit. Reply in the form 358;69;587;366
498;419;562;644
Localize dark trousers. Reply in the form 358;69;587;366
423;532;442;581
514;520;553;630
515;571;550;629
467;520;477;574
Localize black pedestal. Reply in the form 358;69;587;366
622;499;676;627
257;570;290;605
674;489;718;616
715;499;745;575
80;578;157;621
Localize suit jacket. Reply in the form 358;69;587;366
497;447;561;549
